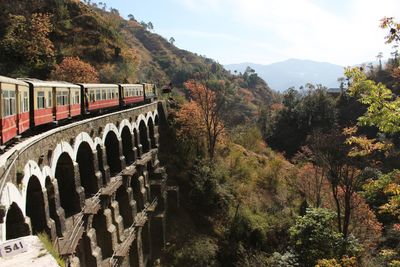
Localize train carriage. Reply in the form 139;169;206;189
79;84;120;113
143;83;157;102
118;84;144;107
0;76;30;144
22;79;82;127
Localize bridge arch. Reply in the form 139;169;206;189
76;141;100;198
51;141;75;178
73;132;96;160
54;152;81;218
136;114;147;127
104;125;123;174
5;202;30;240
121;125;134;165
139;119;150;153
148;116;156;149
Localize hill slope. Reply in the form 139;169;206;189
225;59;344;91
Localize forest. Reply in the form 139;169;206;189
1;0;400;266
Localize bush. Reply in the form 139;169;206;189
166;235;219;267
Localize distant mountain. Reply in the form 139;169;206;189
225;59;345;91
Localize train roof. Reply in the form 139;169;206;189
19;78;80;89
78;83;118;88
119;84;143;87
0;75;29;86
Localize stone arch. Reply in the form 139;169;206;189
25;175;49;235
104;130;122;174
73;132;96;160
22;160;46;190
76;141;100;198
154;114;159;126
51;141;75;178
5;202;30;240
146;111;154;124
55;152;81;218
121;126;134;165
136;114;147;127
102;123;121;145
119;119;133;135
147;116;156;149
138;119;150;153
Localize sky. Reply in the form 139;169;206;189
100;0;400;66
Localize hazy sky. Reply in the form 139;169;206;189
100;0;400;66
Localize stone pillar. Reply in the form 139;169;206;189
91;149;104;191
110;197;125;243
52;179;66;236
86;227;103;266
41;187;57;240
118;138;126;170
73;161;85;209
100;144;111;184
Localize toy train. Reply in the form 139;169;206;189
0;75;157;145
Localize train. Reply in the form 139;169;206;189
0;75;157;145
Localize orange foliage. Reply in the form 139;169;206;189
348;193;382;249
175;101;206;140
28;13;54;62
296;163;329;208
184;80;224;159
51;57;99;83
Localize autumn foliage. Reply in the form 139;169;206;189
180;79;225;159
51;57;99;83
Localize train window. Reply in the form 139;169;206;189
21;91;29;112
102;89;107;100
56;91;69;106
47;91;52;107
72;91;80;104
89;90;95;102
115;90;119;99
3;90;16;117
37;91;45;109
95;89;100;101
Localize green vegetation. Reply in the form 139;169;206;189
37;232;65;267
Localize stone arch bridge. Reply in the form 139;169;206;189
0;101;178;267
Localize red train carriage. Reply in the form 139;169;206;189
118;84;144;107
79;84;120;113
143;83;157;102
22;79;82;127
0;76;30;145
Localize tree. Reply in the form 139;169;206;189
308;130;366;239
289;208;360;267
175;100;206;157
0;13;55;77
147;21;154;31
128;14;135;21
169;37;175;45
345;67;400;135
51;57;99;83
184;79;225;159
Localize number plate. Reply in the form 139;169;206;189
0;238;27;257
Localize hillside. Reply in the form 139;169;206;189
0;0;274;125
225;58;344;91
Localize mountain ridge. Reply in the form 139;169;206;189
225;58;345;91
